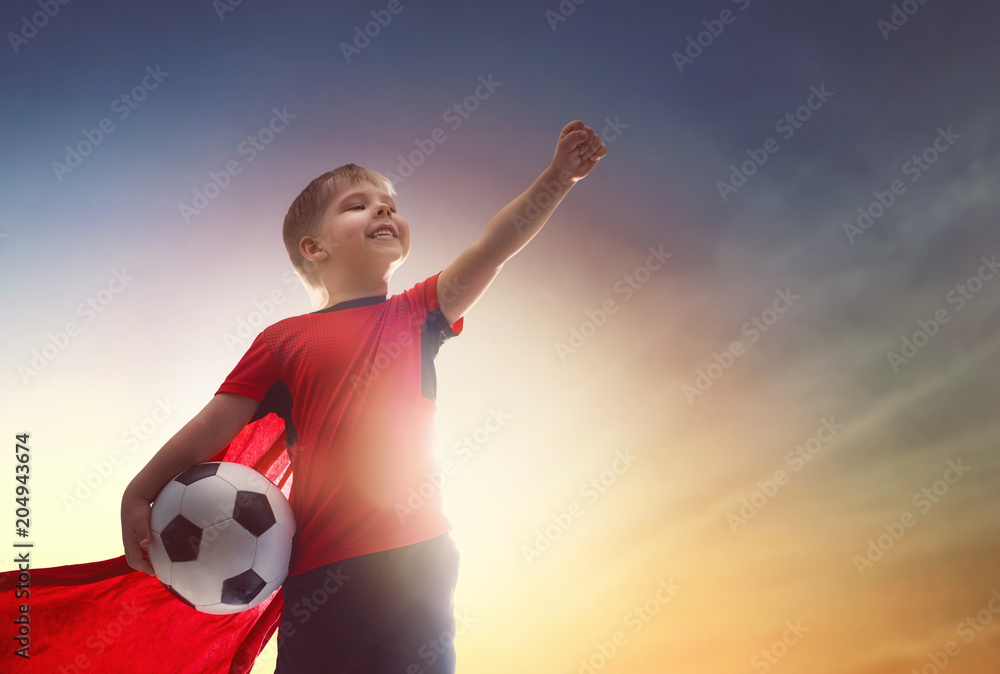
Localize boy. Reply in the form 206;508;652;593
121;119;607;672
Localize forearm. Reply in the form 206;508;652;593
435;121;603;323
479;165;576;265
122;415;222;503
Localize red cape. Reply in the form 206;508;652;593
0;413;292;673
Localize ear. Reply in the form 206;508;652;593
299;235;327;263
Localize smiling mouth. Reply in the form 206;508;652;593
368;225;396;239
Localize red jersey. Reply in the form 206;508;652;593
216;272;463;576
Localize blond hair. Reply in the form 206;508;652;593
282;163;395;288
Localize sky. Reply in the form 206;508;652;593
2;0;1000;672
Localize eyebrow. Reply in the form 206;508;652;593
336;190;395;207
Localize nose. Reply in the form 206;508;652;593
373;203;391;216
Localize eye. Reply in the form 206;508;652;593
350;205;364;210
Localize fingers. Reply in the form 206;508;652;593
577;127;606;162
135;556;155;576
555;120;608;176
559;119;586;137
125;534;155;576
135;526;151;555
122;503;157;575
586;140;608;162
558;125;590;153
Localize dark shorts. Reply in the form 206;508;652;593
274;533;460;674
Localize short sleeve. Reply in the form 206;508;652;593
215;330;280;403
405;273;464;400
407;271;464;337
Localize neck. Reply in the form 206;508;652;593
313;267;391;311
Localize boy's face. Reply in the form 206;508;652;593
314;180;410;277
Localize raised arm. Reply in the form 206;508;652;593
437;120;607;325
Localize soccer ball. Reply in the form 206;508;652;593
147;462;296;614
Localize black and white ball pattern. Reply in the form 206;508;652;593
147;462;295;614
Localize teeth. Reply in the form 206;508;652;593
372;231;393;238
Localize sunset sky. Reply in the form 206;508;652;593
2;1;1000;672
